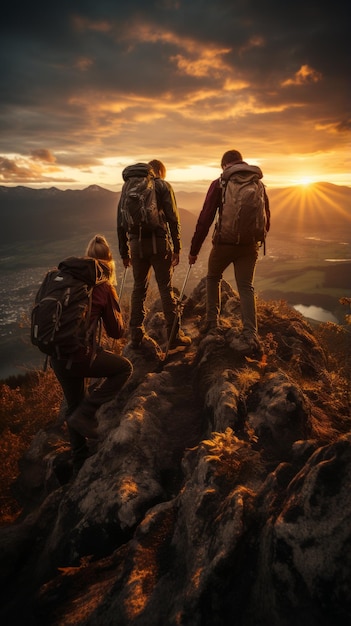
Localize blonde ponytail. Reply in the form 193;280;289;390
85;234;116;285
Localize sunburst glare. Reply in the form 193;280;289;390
270;183;350;234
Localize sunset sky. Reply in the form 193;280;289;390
1;1;350;194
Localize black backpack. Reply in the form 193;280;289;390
214;164;268;252
31;256;107;360
119;163;163;233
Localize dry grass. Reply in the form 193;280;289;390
0;368;62;524
201;427;263;485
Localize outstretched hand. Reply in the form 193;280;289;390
188;254;197;265
171;253;180;267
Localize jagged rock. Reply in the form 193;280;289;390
0;279;350;626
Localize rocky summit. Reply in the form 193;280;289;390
0;278;350;626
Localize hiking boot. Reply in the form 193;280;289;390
130;338;142;349
199;320;218;335
168;329;192;349
68;405;99;439
130;332;154;349
130;326;145;349
68;414;98;439
230;335;262;357
72;444;90;476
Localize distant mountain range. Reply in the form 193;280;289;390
0;182;351;246
0;184;197;247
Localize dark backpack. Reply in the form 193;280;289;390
119;163;162;233
215;164;268;252
31;257;106;360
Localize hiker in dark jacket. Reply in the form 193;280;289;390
189;150;270;355
51;234;133;474
117;159;191;349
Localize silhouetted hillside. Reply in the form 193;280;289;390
0;185;198;247
0;185;116;242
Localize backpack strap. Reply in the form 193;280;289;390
89;319;98;367
220;175;227;205
86;289;100;366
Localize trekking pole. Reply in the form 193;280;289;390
111;267;128;352
164;264;192;361
118;266;128;301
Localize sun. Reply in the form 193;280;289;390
296;176;314;187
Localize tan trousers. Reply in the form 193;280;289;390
206;243;259;337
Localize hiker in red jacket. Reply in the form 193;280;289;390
51;235;133;474
189;150;270;356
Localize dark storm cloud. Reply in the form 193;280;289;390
0;1;349;186
2;1;347;100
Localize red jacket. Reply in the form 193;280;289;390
190;179;221;256
90;282;124;340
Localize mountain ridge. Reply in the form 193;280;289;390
1;182;351;246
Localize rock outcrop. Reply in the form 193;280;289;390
0;279;350;626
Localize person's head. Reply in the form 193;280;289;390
85;234;116;283
148;159;166;179
221;150;243;169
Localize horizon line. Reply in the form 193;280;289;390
1;180;351;193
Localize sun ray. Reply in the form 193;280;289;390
270;183;351;236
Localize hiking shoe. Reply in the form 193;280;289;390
130;338;142;349
230;335;262;357
168;330;192;349
68;411;98;439
199;320;218;335
130;332;153;349
130;327;145;349
72;445;90;476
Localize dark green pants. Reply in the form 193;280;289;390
129;236;177;338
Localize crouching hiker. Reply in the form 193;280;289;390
48;235;133;473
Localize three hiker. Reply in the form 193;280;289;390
50;235;133;472
188;150;270;355
117;159;191;350
32;152;269;473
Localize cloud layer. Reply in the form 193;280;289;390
1;1;350;190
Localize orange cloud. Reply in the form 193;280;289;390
0;154;63;183
170;48;231;78
30;149;56;163
120;21;233;78
282;64;322;87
